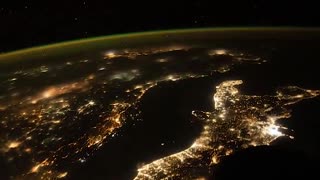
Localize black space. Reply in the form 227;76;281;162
1;1;320;52
212;145;316;180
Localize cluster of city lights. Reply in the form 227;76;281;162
0;46;278;179
135;80;320;179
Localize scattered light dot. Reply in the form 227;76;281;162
57;172;68;178
24;148;32;153
264;124;283;137
8;141;21;149
88;100;95;105
30;164;41;173
52;120;61;124
208;49;228;56
156;58;169;63
211;155;219;164
104;51;117;58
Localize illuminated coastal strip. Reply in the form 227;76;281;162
134;81;320;179
7;27;320;180
0;46;266;179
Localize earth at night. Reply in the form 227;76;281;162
0;28;320;180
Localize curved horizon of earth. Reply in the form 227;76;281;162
0;28;320;179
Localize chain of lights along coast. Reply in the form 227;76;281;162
0;29;319;179
135;80;319;179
